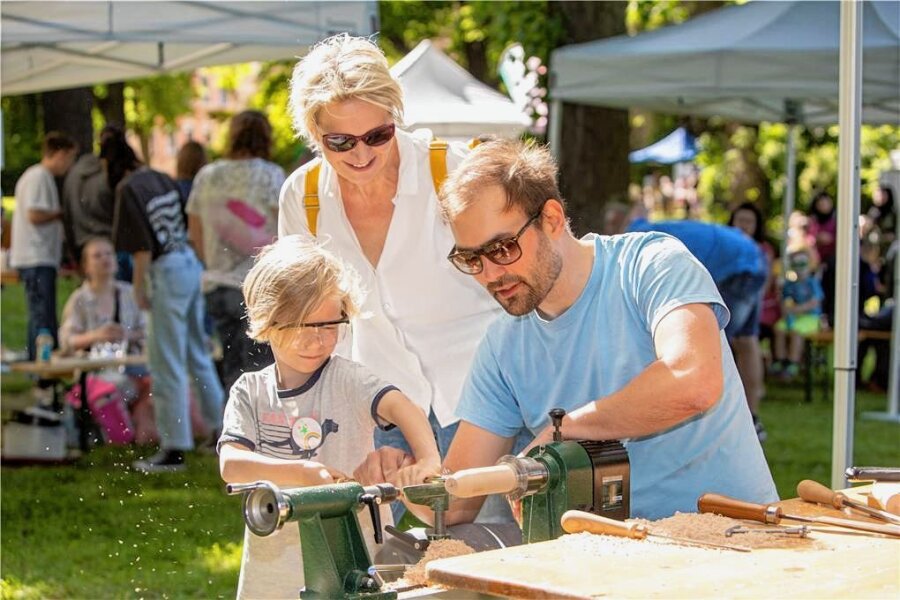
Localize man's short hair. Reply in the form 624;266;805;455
42;131;77;157
438;139;564;222
242;235;362;344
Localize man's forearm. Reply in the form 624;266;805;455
563;359;722;441
28;209;61;225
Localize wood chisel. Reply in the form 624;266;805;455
698;493;900;537
560;509;751;552
797;479;900;525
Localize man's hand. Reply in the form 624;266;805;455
395;457;442;489
353;447;413;486
519;425;553;456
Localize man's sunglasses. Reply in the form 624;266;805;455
321;123;396;153
447;210;543;275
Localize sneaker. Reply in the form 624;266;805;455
132;449;186;473
784;362;799;379
752;414;768;444
769;360;784;377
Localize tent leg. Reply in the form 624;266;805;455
831;0;863;492
549;99;562;160
780;123;797;262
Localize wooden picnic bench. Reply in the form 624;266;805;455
803;329;892;403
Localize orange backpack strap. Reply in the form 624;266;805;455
303;159;321;237
429;139;449;195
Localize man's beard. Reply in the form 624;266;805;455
487;234;562;316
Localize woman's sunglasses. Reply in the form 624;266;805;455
321;123;396;153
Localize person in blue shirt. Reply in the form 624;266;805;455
625;212;769;441
356;140;777;521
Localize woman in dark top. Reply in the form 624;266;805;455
103;128;223;472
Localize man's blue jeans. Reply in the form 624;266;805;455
147;248;224;450
19;266;57;361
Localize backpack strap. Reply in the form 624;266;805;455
429;139;449;195
303;159;322;237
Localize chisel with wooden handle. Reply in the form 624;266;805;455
797;479;900;525
560;509;751;552
698;493;900;537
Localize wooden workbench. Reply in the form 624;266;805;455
426;487;899;599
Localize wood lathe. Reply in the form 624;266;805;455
445;408;630;542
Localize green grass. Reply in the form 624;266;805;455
1;448;244;599
1;281;899;597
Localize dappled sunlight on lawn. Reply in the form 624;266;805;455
198;541;243;575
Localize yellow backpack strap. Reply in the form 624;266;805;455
429;139;449;196
303;160;321;237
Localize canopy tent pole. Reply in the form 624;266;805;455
781;119;798;264
831;0;863;491
549;99;562;160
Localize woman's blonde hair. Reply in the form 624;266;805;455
289;33;404;151
242;235;363;343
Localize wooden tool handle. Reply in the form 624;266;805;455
698;493;783;524
444;465;518;498
560;510;648;540
797;479;844;509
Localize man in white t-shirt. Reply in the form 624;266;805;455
9;132;78;360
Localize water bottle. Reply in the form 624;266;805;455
35;328;53;363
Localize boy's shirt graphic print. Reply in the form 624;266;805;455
258;411;339;460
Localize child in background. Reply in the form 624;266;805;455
218;235;440;599
772;246;824;380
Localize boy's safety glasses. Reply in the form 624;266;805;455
447;210;542;275
321;123;396;153
278;313;350;346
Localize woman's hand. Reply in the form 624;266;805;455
133;285;150;310
93;322;125;343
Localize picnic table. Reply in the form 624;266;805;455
9;354;147;452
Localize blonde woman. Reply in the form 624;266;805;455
279;34;502;489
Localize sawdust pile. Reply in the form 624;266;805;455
635;512;817;550
403;539;475;586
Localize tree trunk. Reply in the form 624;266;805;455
95;82;126;128
463;39;492;86
41;87;94;156
550;1;629;236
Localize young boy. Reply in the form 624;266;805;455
9;132;78;360
772;246;824;379
218;235;441;599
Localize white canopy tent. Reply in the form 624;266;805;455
1;0;378;96
391;39;530;142
549;0;900;489
549;0;898;125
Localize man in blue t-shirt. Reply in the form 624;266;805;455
357;140;777;521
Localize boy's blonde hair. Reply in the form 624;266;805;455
289;33;404;151
242;235;362;343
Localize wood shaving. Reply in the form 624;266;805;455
404;538;475;586
634;511;818;550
